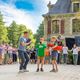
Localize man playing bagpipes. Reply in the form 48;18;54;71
48;36;62;72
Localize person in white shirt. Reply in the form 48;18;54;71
72;44;79;65
62;44;68;64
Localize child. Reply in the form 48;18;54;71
49;36;58;72
36;38;46;72
30;49;36;64
45;47;50;64
72;44;79;65
62;44;68;64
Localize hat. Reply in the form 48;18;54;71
51;36;57;39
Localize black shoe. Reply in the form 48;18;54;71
23;69;29;72
18;70;24;73
40;68;44;72
36;68;39;72
50;69;56;72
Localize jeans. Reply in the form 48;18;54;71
63;54;68;64
73;54;78;65
18;50;29;70
57;53;61;64
12;54;17;62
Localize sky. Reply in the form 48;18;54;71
0;0;57;33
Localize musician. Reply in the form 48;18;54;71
49;36;58;72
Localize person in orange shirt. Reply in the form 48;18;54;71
45;47;50;64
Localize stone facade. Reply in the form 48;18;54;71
43;0;80;39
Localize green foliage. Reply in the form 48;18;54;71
7;21;36;47
18;24;28;36
34;22;44;44
7;21;19;47
0;12;8;44
27;29;36;49
0;12;36;48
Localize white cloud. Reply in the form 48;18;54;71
0;3;37;32
0;0;57;33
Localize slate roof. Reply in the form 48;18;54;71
47;0;72;15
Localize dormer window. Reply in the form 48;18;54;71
73;3;80;12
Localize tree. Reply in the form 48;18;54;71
18;24;27;35
34;22;44;43
7;22;36;47
7;21;19;47
28;29;36;48
0;12;8;44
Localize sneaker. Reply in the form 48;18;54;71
36;68;39;72
23;69;29;72
50;69;56;72
40;68;44;72
18;70;24;73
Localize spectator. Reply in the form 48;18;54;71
7;45;13;64
72;44;79;65
45;47;50;64
12;48;17;63
62;44;68;64
30;48;36;64
0;45;3;65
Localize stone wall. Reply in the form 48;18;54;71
64;18;72;35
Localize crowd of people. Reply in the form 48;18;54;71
0;44;17;65
18;31;80;73
0;31;80;73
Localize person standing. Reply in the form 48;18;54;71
45;47;50;64
36;38;46;72
0;45;3;65
12;47;17;63
18;31;31;73
72;44;79;65
7;45;13;64
57;35;63;64
49;36;58;72
62;44;68;64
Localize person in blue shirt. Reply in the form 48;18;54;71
18;31;31;73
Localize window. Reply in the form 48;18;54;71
73;3;80;12
72;19;80;33
52;20;59;34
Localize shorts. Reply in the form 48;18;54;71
38;56;44;60
45;56;50;61
51;50;58;60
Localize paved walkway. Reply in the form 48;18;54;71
0;64;80;80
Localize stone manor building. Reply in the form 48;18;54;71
43;0;80;39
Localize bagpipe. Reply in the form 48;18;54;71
26;38;31;46
47;43;62;51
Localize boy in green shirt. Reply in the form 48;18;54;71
36;38;46;72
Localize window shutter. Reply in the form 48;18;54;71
61;20;65;34
47;20;51;35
